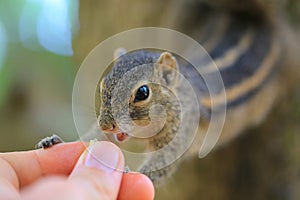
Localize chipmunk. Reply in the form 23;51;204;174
37;0;294;185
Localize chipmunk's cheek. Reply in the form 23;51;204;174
114;132;129;142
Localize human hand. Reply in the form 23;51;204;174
0;141;154;200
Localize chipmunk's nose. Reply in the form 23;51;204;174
98;109;118;133
99;123;119;133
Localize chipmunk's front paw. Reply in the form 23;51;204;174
35;134;64;149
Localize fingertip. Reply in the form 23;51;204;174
69;141;125;200
118;173;155;200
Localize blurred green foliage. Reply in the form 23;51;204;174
0;0;79;150
0;0;79;107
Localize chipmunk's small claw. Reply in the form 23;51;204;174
35;134;64;149
123;165;131;173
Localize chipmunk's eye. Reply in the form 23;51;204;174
134;85;149;102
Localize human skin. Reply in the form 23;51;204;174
0;141;155;200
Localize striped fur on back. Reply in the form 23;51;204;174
178;9;282;115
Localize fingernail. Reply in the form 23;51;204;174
84;141;120;173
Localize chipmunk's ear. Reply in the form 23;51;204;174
113;48;127;60
156;52;178;86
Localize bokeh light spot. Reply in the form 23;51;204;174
19;0;79;56
37;0;73;56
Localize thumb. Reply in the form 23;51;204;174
69;141;124;200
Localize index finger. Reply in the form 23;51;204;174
0;142;86;189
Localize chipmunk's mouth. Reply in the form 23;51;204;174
113;132;129;142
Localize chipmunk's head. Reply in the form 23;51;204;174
96;48;179;142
